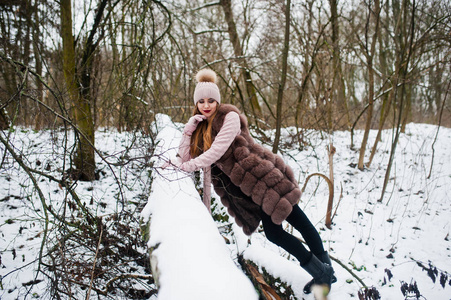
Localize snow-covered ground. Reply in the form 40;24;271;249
1;114;450;299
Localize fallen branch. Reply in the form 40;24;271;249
329;254;367;288
301;172;334;229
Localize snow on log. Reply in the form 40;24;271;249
140;114;258;300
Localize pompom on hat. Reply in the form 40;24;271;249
193;69;221;105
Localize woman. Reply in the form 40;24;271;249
175;68;335;294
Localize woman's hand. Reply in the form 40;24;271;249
178;161;197;173
183;114;206;136
160;158;196;173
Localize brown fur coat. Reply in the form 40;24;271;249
211;104;301;235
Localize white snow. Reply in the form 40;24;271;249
1;114;450;300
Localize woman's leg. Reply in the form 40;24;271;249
261;205;334;294
285;204;325;256
260;211;312;265
284;205;336;293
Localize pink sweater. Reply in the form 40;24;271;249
178;112;241;212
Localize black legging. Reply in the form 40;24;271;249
260;204;325;265
211;164;324;265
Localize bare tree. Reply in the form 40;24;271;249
61;0;117;181
329;0;349;129
357;0;381;171
380;0;417;203
61;0;93;180
291;1;327;140
220;0;262;118
272;0;291;154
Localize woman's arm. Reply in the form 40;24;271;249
177;133;192;163
179;112;241;172
177;114;207;163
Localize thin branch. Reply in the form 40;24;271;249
86;220;103;300
329;254;367;288
186;1;221;12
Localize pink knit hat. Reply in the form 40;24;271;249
193;69;221;105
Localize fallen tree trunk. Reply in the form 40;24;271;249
140;115;258;300
238;255;298;300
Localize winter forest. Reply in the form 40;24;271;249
0;0;450;299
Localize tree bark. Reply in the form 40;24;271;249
366;1;392;168
61;0;96;181
329;0;349;129
272;0;291;154
32;0;44;129
380;0;416;203
358;0;380;171
220;0;261;117
0;7;17;117
23;0;32;127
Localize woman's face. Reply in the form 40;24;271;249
197;98;218;119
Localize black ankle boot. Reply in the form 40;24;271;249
302;252;336;294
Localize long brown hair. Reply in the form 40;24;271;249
190;105;219;157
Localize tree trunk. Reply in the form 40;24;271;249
329;0;350;129
326;144;336;228
358;0;380;171
380;0;416;203
400;83;412;133
366;1;391;168
366;90;393;168
23;0;32;127
272;0;291;154
0;13;18;107
220;0;261;118
294;1;325;141
60;0;77;114
32;0;44;129
61;0;96;181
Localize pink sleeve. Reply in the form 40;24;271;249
182;112;241;171
177;133;191;163
203;166;212;213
